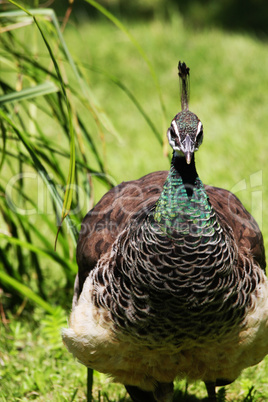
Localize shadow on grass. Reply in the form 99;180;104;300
121;385;256;402
172;386;257;402
122;389;216;402
173;389;204;401
173;388;220;402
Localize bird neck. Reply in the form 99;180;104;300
153;153;214;236
172;153;198;197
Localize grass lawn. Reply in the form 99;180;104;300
1;6;268;401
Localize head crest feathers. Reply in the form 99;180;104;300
178;61;190;111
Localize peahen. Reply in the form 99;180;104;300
62;62;268;402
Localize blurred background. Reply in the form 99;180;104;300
1;0;268;400
23;0;268;36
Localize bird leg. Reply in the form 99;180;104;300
154;382;174;402
125;385;157;402
205;381;217;402
125;382;174;402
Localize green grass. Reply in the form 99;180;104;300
1;3;268;401
1;312;268;401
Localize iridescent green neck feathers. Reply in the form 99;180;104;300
153;159;215;238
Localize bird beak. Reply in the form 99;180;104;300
183;135;194;164
185;151;192;165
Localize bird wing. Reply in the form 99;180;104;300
76;171;167;297
74;171;266;305
206;185;266;271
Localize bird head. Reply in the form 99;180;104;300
167;61;203;164
167;110;203;164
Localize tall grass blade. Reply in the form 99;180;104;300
88;66;162;144
1;6;120;140
0;270;54;314
0;233;77;273
3;2;77;243
0;81;59;105
0;119;7;170
0;108;77;244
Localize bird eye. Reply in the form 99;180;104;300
196;129;203;144
169;128;176;140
